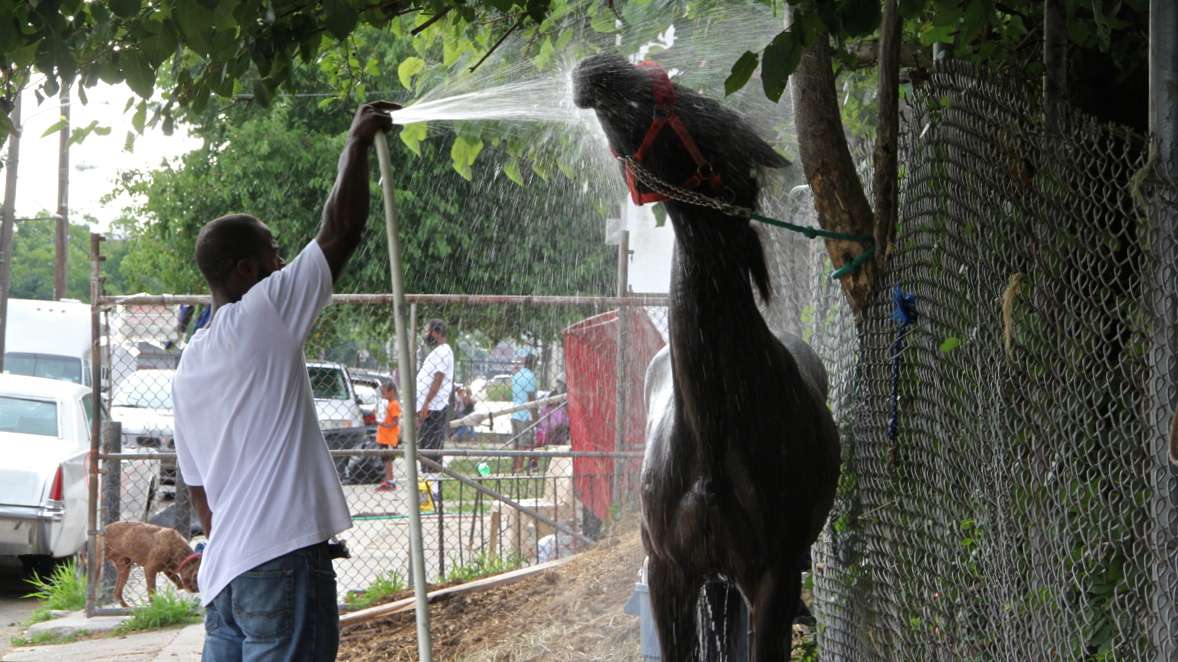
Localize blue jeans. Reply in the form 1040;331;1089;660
202;541;339;661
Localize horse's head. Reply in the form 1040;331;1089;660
574;54;789;300
573;53;788;211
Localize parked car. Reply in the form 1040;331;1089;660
308;362;367;477
347;372;382;430
110;369;178;496
0;374;92;577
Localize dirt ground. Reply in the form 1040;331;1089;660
338;524;815;661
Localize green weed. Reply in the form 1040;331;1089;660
115;589;201;634
23;558;86;623
344;571;407;610
443;552;524;584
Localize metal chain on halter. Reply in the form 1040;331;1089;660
617;154;877;279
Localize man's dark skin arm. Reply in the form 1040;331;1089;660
190;485;213;538
317;101;400;282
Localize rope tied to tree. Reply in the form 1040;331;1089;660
616;154;876;280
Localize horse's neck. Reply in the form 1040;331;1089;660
667;223;773;427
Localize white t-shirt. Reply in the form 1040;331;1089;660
172;240;352;606
415;343;454;412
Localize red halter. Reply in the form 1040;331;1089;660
618;61;722;206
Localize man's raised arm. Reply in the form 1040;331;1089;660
317;101;400;282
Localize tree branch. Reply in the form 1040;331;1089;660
1043;0;1067;132
468;14;524;73
790;17;877;316
873;0;901;261
411;8;451;35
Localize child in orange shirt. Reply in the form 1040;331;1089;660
375;381;401;492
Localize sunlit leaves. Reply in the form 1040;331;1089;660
398;56;427;90
450;134;484;180
399;122;428;156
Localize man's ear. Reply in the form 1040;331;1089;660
234;258;259;282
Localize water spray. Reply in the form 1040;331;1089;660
374;129;434;662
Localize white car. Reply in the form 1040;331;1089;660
0;374;92;576
110;369;176;452
307;362;366;477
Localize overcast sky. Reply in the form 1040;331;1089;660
9;81;200;231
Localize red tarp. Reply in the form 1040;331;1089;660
563;308;665;521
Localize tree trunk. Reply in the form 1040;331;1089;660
873;0;902;261
790;29;877;315
1043;0;1068;131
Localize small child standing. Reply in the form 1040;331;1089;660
375;381;401;492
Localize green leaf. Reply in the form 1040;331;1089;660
41;118;68;138
526;0;551;24
109;0;140;18
841;0;881;37
504;158;524;186
324;0;358;40
132;101;147;133
724;51;759;96
760;29;800;103
174;0;214;54
533;36;555;70
590;9;617;33
252;79;273;106
397;56;426;90
121;51;155;98
123;131;136;152
399;122;427;156
939;336;961;353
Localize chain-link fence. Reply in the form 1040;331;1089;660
801;61;1178;660
87;293;664;612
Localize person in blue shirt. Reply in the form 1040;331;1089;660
510;354;538;473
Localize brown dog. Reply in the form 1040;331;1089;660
103;521;200;608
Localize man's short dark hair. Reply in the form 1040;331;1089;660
195;214;269;288
427;319;447;337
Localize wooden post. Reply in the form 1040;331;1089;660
0;92;21;372
55;81;70;300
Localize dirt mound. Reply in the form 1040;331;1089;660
338;527;645;661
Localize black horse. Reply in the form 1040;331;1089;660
574;54;841;661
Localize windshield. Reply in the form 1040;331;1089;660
309;366;349;400
113;373;174;410
0;396;58;437
5;353;82;384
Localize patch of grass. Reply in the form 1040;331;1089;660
344;571;407;610
9;629;86;647
443;552;525;584
115;589;202;634
23;558;86;623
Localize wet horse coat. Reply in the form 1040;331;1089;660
573;54;840;661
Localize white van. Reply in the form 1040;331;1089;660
4;299;92;386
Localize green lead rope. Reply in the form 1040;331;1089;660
748;212;876;280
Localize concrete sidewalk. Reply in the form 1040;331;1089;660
1;623;202;661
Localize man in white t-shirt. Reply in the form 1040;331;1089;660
171;102;396;661
415;319;454;476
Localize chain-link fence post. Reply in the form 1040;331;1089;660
1150;4;1178;657
99;421;121;604
612;232;629;509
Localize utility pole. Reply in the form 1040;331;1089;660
0;92;22;372
55;82;70;300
